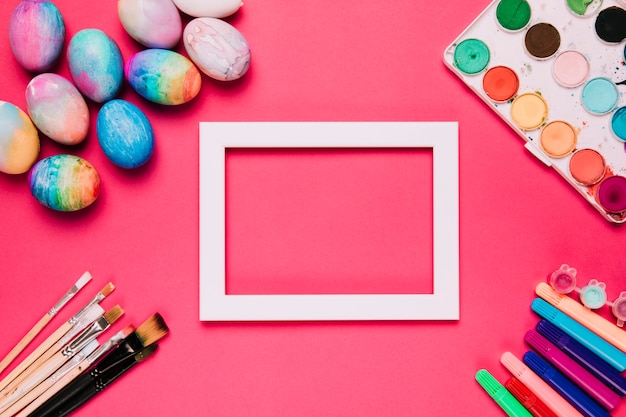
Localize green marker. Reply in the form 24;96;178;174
475;369;532;417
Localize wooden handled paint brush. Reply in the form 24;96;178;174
0;282;114;395
6;326;134;417
25;313;168;417
0;306;124;415
0;272;92;376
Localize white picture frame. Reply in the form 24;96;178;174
199;122;459;321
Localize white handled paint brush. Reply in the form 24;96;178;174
0;282;113;395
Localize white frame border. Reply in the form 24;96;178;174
199;122;459;321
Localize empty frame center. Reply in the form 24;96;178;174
225;148;434;295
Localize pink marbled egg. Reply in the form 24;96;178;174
183;17;250;81
9;0;66;72
26;73;90;145
118;0;182;49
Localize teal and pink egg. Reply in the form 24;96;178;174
29;154;100;211
67;29;124;103
9;0;65;73
125;48;202;105
26;73;89;145
118;0;182;49
183;17;250;81
97;100;154;168
0;101;40;175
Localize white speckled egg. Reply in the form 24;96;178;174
171;0;242;18
26;73;89;145
29;154;100;211
97;99;154;168
9;0;65;72
183;17;250;81
125;49;202;105
67;29;124;103
118;0;182;49
0;101;40;175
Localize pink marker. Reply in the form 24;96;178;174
525;330;621;410
500;352;584;417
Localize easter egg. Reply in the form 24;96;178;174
97;100;154;168
171;0;242;18
26;73;89;145
9;0;65;72
29;154;100;211
67;29;124;103
125;49;202;105
0;101;40;175
183;17;250;81
118;0;182;49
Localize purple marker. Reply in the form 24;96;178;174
536;320;626;397
525;329;620;410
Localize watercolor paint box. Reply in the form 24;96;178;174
444;0;626;223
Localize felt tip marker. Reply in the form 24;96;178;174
523;351;611;417
531;298;626;371
536;320;626;397
505;377;558;417
536;282;626;354
500;352;584;417
475;369;532;417
525;329;620;410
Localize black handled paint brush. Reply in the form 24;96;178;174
48;345;159;417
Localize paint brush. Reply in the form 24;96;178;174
0;303;104;401
25;313;168;417
0;306;124;414
49;344;158;417
0;341;100;417
0;282;114;396
7;326;134;417
0;272;92;376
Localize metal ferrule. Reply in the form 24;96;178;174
47;285;80;316
62;317;109;357
67;293;105;325
85;333;125;365
59;304;104;346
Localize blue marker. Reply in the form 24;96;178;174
531;298;626;372
523;352;610;417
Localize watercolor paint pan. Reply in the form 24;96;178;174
444;0;626;223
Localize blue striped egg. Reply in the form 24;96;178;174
96;99;154;168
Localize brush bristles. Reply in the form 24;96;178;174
75;272;92;289
100;282;115;298
136;313;169;347
135;345;158;362
121;325;135;338
103;305;124;325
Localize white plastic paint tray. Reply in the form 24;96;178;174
444;0;626;223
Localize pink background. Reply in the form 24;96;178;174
1;0;625;416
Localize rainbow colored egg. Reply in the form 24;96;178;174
125;49;202;105
29;154;100;211
9;0;65;73
0;101;40;175
97;100;154;168
183;17;250;81
26;73;89;145
118;0;182;49
67;29;124;103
